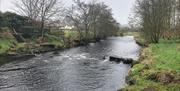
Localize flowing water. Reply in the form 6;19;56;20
0;36;140;91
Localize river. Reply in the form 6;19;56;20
0;36;140;91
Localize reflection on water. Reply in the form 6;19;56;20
0;36;140;91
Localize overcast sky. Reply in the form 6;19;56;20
0;0;136;25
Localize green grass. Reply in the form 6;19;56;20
0;38;16;55
64;31;79;40
64;31;95;41
45;34;65;48
0;31;78;55
0;37;17;65
151;42;180;73
124;39;180;91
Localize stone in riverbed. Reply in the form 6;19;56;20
109;56;134;64
53;51;59;54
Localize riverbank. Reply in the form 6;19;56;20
0;30;101;66
121;32;180;91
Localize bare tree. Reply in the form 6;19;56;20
66;0;119;42
66;0;92;42
15;0;63;39
89;0;100;39
14;0;41;21
128;14;141;31
177;0;180;28
75;0;92;41
135;0;174;43
176;0;180;38
96;3;118;38
39;0;63;38
66;5;83;41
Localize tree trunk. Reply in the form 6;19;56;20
85;24;88;43
93;23;96;39
41;17;45;39
12;28;25;42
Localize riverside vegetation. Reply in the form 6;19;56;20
120;32;180;91
0;0;119;65
121;0;180;90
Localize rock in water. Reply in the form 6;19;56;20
122;58;134;64
53;51;59;54
109;56;134;64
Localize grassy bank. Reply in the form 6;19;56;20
0;30;98;65
0;38;14;54
0;32;17;55
0;30;82;55
122;32;180;91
